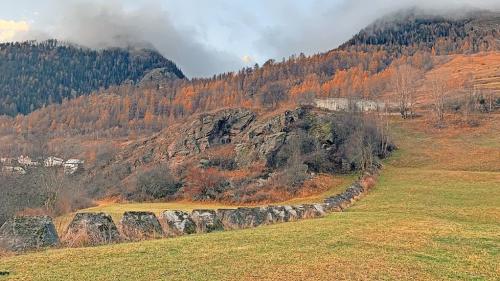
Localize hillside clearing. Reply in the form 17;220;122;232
0;116;499;280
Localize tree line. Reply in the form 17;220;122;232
0;13;497;151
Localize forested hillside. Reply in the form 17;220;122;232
1;10;496;141
343;10;499;52
0;40;184;116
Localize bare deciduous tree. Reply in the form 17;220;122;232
260;82;287;109
483;90;496;113
463;74;478;123
393;64;419;119
430;77;448;125
376;104;391;157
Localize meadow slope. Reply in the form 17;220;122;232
0;115;499;281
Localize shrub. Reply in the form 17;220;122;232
206;157;237;170
0;168;92;225
134;166;181;200
183;168;232;201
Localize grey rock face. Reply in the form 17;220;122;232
63;213;120;246
120;211;164;240
190;210;224;233
235;110;302;166
139;67;182;86
168;109;256;158
159;210;196;237
0;216;59;252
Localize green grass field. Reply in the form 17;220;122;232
0;117;499;280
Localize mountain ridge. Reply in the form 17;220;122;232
0;39;184;116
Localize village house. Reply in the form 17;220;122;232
17;155;39;166
64;159;84;175
44;156;65;167
0;157;15;165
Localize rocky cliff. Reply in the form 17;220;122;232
91;106;392;203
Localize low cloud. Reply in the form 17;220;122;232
253;0;500;60
7;0;500;77
14;0;243;78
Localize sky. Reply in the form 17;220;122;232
0;0;499;77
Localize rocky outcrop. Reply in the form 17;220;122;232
166;108;307;167
120;212;163;240
63;213;120;247
168;109;256;158
235;109;303;166
139;67;182;87
0;216;58;252
89;104;395;204
159;210;196;237
190;210;224;233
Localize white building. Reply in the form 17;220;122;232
64;159;84;175
44;156;65;167
17;155;39;166
1;157;14;165
314;98;388;112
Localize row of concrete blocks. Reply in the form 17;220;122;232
0;168;379;251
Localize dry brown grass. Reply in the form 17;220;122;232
380;52;500;105
389;113;500;172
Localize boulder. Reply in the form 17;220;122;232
0;216;59;252
190;210;224;233
63;213;120;246
345;183;365;200
323;182;367;212
119;212;163;240
267;206;286;223
283;205;301;222
325;194;352;210
217;207;272;230
159;210;196;237
323;196;345;212
216;209;240;230
242;207;274;227
302;204;326;218
292;205;307;219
